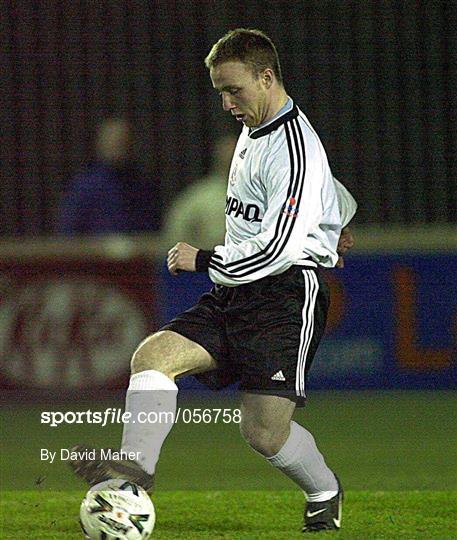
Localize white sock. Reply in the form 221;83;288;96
267;421;338;502
121;369;178;475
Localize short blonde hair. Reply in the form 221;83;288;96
205;28;283;85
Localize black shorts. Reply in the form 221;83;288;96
161;265;330;406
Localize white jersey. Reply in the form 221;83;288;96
208;102;357;287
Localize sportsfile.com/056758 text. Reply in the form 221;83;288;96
40;408;242;428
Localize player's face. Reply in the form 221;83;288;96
210;61;269;128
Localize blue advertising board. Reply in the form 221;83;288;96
159;254;456;390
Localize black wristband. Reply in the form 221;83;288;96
196;249;214;272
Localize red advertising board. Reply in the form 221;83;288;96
0;257;158;395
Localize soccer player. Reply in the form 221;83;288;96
70;29;357;533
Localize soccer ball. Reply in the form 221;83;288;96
79;479;155;539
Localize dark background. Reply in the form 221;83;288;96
1;0;455;235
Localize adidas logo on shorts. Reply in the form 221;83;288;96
271;370;286;381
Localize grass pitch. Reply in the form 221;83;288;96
1;391;456;538
1;490;456;539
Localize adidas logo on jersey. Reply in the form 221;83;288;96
271;370;286;381
239;148;247;159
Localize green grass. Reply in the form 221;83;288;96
1;391;456;538
1;490;456;539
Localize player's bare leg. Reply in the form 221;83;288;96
239;392;342;532
239;393;296;456
69;330;217;490
129;329;217;379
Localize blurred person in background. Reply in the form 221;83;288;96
162;134;237;250
56;117;161;235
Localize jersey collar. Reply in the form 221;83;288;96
248;103;299;140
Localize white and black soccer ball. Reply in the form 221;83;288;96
79;479;155;539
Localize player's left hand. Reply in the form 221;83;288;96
336;226;354;268
167;242;199;275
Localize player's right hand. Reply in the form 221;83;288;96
167;242;198;275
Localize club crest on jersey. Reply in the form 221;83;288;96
229;163;238;186
282;196;299;218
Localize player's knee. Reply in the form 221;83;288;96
240;418;285;457
130;332;173;377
